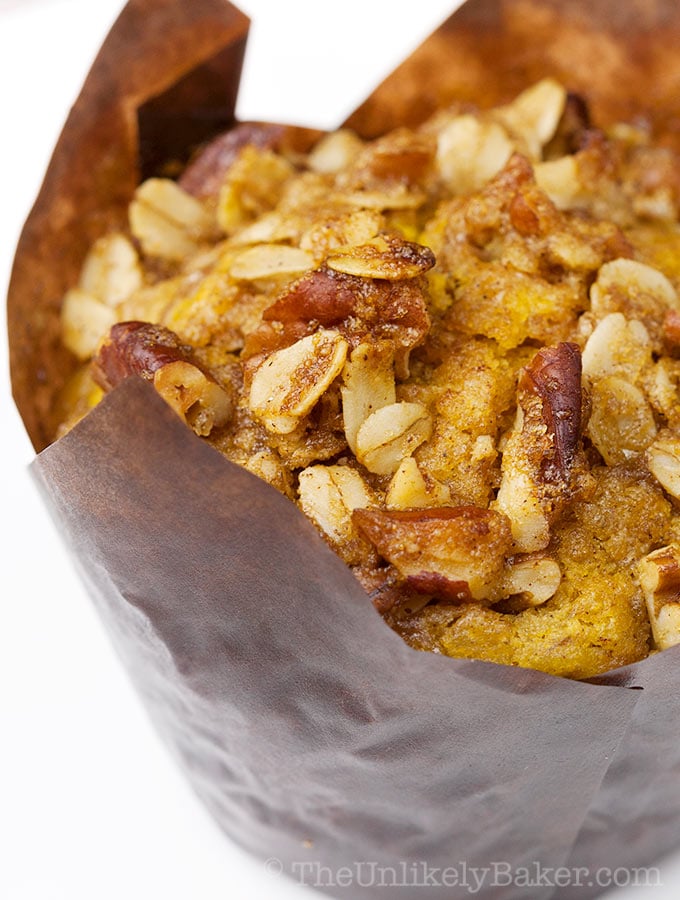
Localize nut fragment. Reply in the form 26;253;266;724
92;321;232;435
326;233;435;280
636;545;680;650
355;401;432;475
647;437;680;499
130;178;213;261
260;265;431;356
341;342;396;453
298;465;374;564
248;329;349;434
495;343;583;551
153;360;233;436
353;506;512;602
178;122;287;199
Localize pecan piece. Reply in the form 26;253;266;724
495;342;583;551
339;128;434;189
178;123;287;199
93;321;232;436
257;264;431;356
523;342;582;479
636;545;680;650
263;269;357;326
663;310;680;353
352;506;512;602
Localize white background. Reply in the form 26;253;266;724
2;1;680;898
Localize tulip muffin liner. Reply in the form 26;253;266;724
9;1;680;897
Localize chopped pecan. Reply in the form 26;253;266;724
520;342;583;483
94;321;191;388
93;321;232;435
495;342;583;551
263;268;357;326
406;572;473;603
255;264;431;355
352;506;512;602
178;123;288;198
663;310;680;353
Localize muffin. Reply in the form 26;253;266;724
55;77;680;679
10;1;680;897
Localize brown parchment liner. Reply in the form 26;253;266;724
8;1;680;897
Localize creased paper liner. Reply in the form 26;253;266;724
10;1;680;897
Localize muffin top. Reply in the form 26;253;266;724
57;79;680;678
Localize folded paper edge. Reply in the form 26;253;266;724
7;0;250;451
